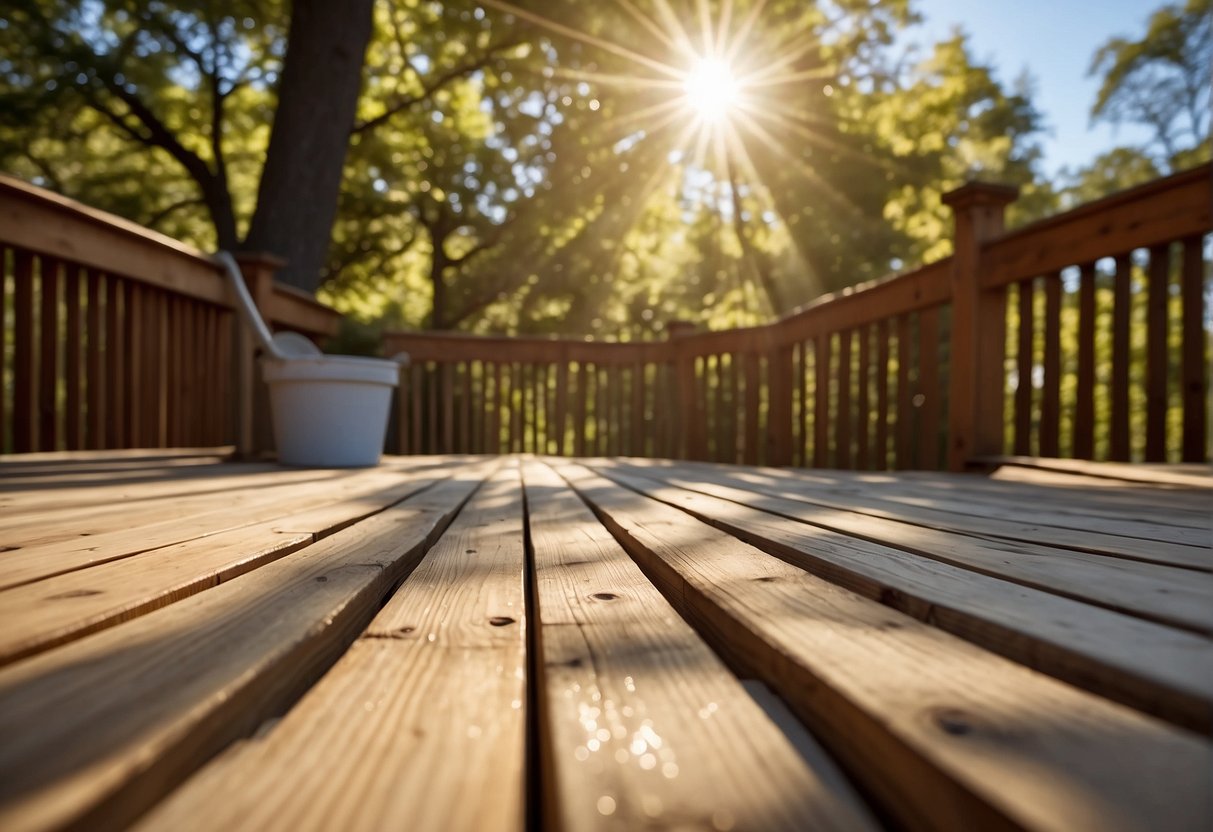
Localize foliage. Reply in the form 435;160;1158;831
1056;147;1162;210
0;0;287;247
858;33;1048;265
1089;0;1212;171
0;0;1075;338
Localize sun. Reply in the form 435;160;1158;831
681;57;741;122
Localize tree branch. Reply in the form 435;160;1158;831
351;43;518;135
144;197;206;229
101;80;216;185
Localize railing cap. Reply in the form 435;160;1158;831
665;320;698;339
941;181;1020;210
232;251;288;270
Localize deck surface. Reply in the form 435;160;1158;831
0;451;1209;831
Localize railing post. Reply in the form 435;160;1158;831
942;182;1018;472
230;252;284;459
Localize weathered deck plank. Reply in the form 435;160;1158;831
138;464;525;832
557;462;1211;832
0;471;485;832
680;462;1210;553
0;451;1207;832
522;461;878;830
0;464;476;665
599;460;1213;630
0;460;469;589
590;461;1212;731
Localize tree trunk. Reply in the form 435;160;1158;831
202;173;240;251
242;0;374;291
430;245;450;330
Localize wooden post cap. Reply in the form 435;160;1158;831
665;320;697;339
941;181;1020;210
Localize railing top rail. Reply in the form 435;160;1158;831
0;173;228;304
981;163;1212;288
0;173;214;263
387;257;954;361
771;257;951;346
383;330;671;364
0;174;343;336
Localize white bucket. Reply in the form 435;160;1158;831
262;355;400;467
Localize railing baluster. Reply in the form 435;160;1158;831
1145;245;1170;461
409;363;421;454
917;307;941;470
0;249;6;452
1014;280;1035;456
440;361;454;454
814;334;830;468
1040;271;1062;458
856;325;871;470
86;272;105;450
64;263;82;451
743;351;761;466
123;281;141;448
874;320;890;470
38;255;59;451
1073;263;1097;459
836;330;852;469
895;314;911;469
12;251;33;452
1109;254;1132;461
1180;237;1205;462
460;361;472;454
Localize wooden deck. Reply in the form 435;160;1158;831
0;452;1209;831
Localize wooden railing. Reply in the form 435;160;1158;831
3;166;1206;467
386;164;1211;469
0;175;342;456
982;166;1211;464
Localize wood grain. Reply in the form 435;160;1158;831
593;461;1213;732
0;461;472;589
558;462;1212;832
136;465;522;832
613;461;1213;630
0;473;485;832
0;467;468;665
524;461;877;831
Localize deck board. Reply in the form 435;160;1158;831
600;460;1213;628
0;470;484;832
0;451;1208;831
557;462;1210;832
139;464;525;832
0;460;472;589
522;461;878;831
589;461;1212;731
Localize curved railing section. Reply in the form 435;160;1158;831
385;164;1211;469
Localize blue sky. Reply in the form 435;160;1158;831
904;0;1160;176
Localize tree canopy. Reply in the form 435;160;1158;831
1089;0;1211;171
1;0;1203;340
